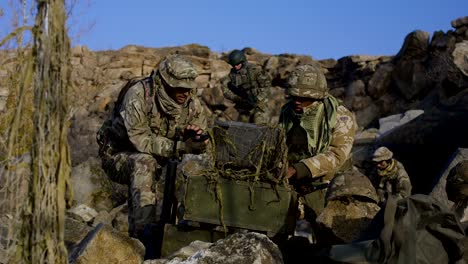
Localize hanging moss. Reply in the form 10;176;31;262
15;1;72;263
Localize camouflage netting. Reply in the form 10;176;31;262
211;121;288;183
182;121;292;232
0;1;72;263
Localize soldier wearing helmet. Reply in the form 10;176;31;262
280;64;357;228
281;64;357;181
371;146;412;205
221;49;272;124
99;54;208;243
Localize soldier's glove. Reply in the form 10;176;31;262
179;138;206;154
292;163;312;180
184;130;210;143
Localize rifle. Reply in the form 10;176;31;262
184;129;210;143
149;129;181;259
291;174;330;195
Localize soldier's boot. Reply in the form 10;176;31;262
141;222;159;260
130;204;158;259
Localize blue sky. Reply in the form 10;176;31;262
3;0;468;60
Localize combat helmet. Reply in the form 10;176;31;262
228;49;247;66
372;146;393;162
287;64;328;99
159;55;198;89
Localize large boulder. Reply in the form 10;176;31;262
316;169;380;244
144;241;212;264
452;16;468;29
367;63;394;99
65;216;93;251
325;168;379;203
377;109;424;136
145;232;283;264
452;41;468;77
69;224;144;264
392;30;431;100
161;232;284;264
317;199;380;244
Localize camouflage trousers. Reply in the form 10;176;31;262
101;152;185;238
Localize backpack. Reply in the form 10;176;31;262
96;73;155;157
329;194;466;263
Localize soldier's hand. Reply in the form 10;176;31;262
287;166;297;179
183;124;209;143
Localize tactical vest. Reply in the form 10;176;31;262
96;77;153;156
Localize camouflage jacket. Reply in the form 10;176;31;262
282;104;357;180
377;159;412;201
116;81;207;158
221;63;271;111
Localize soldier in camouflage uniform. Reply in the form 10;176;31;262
372;146;412;205
279;64;357;225
221;49;272;124
98;55;208;240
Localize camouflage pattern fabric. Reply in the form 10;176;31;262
372;146;393;162
281;99;356;225
300;105;356;180
376;159;412;203
102;152;158;237
101;57;207;237
286;64;328;100
101;152;187;237
221;63;272;124
282;103;357;181
282;96;340;160
118;79;207;157
158;54;198;89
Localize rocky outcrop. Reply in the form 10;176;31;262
0;16;448;166
68;224;144;264
143;232;283;264
317;169;380;244
65;216;93;251
392;30;431;100
165;232;283;264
